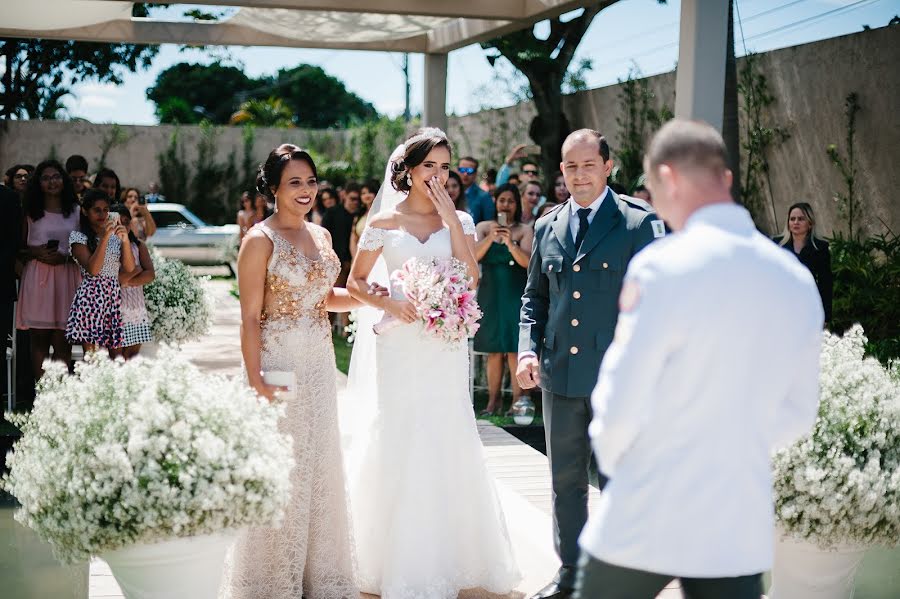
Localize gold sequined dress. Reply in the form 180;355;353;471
222;221;358;599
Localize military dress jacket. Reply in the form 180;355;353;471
519;190;659;398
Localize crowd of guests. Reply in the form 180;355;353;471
3;142;832;417
225;141;833;419
1;155;160;409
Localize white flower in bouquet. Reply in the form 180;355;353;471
1;350;294;564
144;247;215;344
772;325;900;549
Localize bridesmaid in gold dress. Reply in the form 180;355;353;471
223;144;385;599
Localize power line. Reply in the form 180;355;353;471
590;0;882;73
744;0;883;43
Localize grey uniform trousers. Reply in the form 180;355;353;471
542;390;608;589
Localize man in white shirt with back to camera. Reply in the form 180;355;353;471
574;119;824;599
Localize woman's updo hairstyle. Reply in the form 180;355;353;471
257;143;318;200
390;127;452;193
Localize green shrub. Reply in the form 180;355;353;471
829;232;900;363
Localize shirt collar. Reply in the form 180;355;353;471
569;186;609;217
685;202;754;234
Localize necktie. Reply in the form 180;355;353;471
574;207;591;251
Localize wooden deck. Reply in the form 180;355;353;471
89;280;682;599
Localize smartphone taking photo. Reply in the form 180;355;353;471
497;213;509;227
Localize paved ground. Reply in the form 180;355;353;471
89;280;683;599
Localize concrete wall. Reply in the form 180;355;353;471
449;25;900;237
0;120;351;198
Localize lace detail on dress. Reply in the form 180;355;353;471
347;219;521;599
457;210;477;237
221;222;358;599
358;225;387;251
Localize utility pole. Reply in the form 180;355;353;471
403;53;411;122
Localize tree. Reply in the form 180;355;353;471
0;3;168;119
147;62;377;128
480;6;607;182
229;97;295;128
147;62;252;124
255;64;377;128
0;39;159;119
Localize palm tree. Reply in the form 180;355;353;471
229;97;295;128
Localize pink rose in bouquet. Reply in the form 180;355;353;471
374;256;482;343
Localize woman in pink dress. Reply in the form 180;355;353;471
16;160;82;379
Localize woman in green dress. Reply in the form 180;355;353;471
474;184;534;415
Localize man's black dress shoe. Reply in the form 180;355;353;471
528;581;574;599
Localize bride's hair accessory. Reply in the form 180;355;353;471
390;127;452;193
257;143;317;200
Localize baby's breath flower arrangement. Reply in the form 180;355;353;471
143;248;215;344
772;325;900;548
2;350;293;564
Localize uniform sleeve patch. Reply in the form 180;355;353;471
619;280;641;313
651;219;666;238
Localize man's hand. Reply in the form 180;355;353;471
516;355;541;389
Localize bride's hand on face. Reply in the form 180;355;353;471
426;176;460;225
385;298;417;323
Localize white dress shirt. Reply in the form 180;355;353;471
567;187;608;243
579;203;824;577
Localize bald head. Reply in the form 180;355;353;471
643;119;733;230
562;129;610;162
645;119;728;177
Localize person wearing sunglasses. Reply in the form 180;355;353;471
497;143;548;213
457;156;496;225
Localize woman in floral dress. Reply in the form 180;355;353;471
66;190;136;357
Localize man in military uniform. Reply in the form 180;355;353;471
517;129;663;599
574;120;823;598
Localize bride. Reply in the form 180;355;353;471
343;128;521;598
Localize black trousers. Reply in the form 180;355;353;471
542;391;608;589
574;552;763;599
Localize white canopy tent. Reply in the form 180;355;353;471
1;0;729;131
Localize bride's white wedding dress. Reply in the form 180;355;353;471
345;212;520;599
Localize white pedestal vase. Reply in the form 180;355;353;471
102;533;235;599
769;531;867;599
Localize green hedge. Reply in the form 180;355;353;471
830;233;900;363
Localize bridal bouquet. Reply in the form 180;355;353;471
772;325;900;549
1;349;294;564
380;256;482;343
144;247;215;345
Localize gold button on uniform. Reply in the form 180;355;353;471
573;291;581;299
570;346;579;355
571;319;579;327
603;262;609;269
573;264;581;272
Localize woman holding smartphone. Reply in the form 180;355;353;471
473;183;534;416
66;191;136;358
17;160;82;379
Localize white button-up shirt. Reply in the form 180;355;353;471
580;203;824;577
567;187;607;244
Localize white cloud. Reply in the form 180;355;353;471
78;95;117;109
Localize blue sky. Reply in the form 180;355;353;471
64;0;897;124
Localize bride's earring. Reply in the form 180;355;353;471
406;174;412;186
